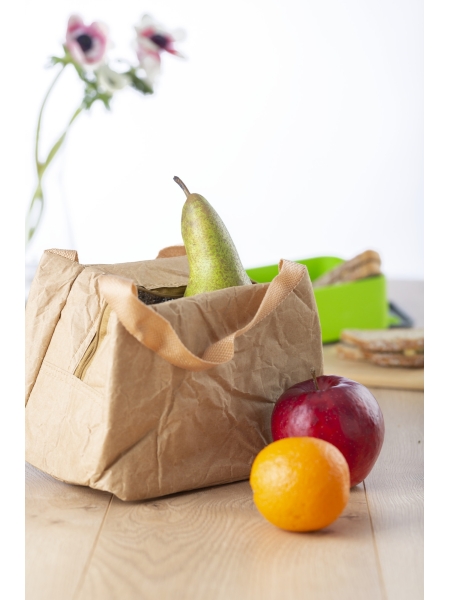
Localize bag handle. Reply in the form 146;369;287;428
48;248;79;262
98;259;306;372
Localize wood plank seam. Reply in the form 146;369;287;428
363;480;388;600
72;494;114;600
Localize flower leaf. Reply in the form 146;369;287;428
48;55;69;67
127;68;154;95
49;46;77;68
97;93;112;110
83;90;112;111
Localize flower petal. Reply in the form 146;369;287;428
96;64;130;93
140;55;161;86
65;15;110;68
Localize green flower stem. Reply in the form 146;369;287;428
26;186;44;245
41;104;84;175
34;65;66;172
26;63;85;245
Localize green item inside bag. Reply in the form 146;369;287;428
246;256;396;343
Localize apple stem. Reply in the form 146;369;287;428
173;176;190;198
310;367;320;391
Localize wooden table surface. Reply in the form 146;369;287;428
26;281;424;600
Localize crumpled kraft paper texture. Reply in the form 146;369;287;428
25;249;323;501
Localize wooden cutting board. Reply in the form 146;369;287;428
322;344;424;390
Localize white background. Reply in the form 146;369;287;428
18;0;423;279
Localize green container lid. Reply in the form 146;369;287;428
246;256;393;343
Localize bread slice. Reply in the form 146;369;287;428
340;328;424;353
366;351;424;368
313;250;381;288
336;328;424;369
336;342;424;368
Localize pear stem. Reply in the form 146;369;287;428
173;176;190;198
310;367;320;391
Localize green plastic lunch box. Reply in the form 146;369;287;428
246;256;408;343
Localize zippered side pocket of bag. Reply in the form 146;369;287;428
74;304;112;380
74;286;186;381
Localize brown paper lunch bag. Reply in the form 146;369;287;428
25;247;323;501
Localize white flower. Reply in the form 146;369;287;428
96;65;131;94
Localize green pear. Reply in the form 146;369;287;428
174;176;252;297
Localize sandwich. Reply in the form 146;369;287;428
313;250;382;288
336;328;424;368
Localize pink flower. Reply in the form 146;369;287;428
66;15;110;68
134;14;185;85
135;14;184;62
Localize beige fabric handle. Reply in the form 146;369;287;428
98;259;306;371
48;248;79;262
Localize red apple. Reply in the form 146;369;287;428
271;371;384;487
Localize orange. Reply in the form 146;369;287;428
249;437;350;532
